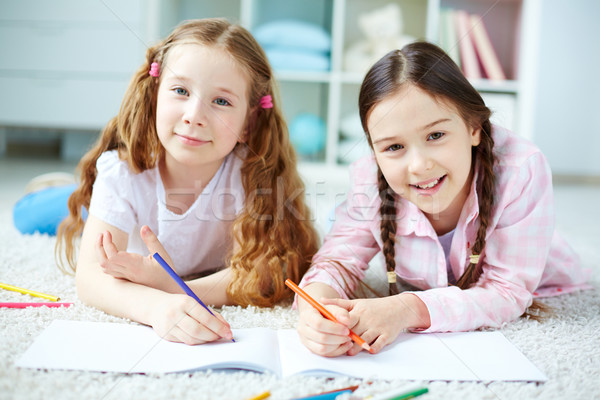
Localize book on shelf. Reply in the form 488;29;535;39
439;8;461;69
469;14;506;81
15;319;547;381
442;9;507;82
453;9;482;80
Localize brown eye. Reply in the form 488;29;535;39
428;132;444;140
386;144;403;152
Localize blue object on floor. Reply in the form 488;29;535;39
13;184;79;235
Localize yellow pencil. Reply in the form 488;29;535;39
0;282;59;302
247;390;270;400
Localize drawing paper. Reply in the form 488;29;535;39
16;320;547;381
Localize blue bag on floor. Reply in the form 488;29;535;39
13;184;78;235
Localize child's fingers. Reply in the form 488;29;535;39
101;230;119;258
321;297;354;310
297;307;353;357
103;252;142;279
347;342;366;356
346;329;388;356
95;233;108;264
302;336;354;357
96;233;122;276
320;298;355;327
367;333;392;355
297;317;353;357
140;225;173;264
162;323;211;346
299;325;352;347
213;311;231;327
185;300;233;340
305;306;349;337
177;313;224;343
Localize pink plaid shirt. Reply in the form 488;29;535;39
300;126;591;332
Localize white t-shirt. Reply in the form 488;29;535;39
88;149;246;276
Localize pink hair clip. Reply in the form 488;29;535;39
149;62;160;77
259;95;273;109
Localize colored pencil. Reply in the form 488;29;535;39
152;253;235;342
0;302;73;309
0;282;59;302
317;385;359;395
284;279;372;353
293;389;353;400
246;390;271;400
369;385;428;400
294;385;359;400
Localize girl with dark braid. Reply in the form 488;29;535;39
295;42;591;357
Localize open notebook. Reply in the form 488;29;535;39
16;320;547;381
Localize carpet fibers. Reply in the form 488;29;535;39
1;206;599;400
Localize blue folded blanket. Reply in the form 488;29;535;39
254;19;331;71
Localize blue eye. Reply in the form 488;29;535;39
213;98;231;106
174;87;189;96
428;132;444;140
386;144;404;152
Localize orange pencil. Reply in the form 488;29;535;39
285;279;373;353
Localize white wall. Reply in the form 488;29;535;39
532;0;600;176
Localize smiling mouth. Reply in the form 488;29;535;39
175;133;208;144
411;175;447;190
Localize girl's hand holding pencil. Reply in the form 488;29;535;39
288;280;372;357
322;294;431;355
293;280;431;356
319;296;410;356
94;223;234;345
298;303;358;357
147;291;233;345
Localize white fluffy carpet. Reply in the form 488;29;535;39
1;205;599;400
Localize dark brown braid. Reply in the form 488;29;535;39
446;122;549;319
451;122;550;318
455;120;495;289
377;169;400;296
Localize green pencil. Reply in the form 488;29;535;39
370;385;428;400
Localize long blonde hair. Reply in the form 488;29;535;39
56;18;319;307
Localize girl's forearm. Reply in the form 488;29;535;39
75;263;165;325
186;267;233;307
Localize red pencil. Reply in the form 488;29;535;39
285;279;373;353
0;302;73;308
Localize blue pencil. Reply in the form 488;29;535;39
152;252;234;342
292;389;353;400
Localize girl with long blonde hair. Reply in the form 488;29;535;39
56;18;319;344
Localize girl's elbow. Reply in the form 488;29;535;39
74;265;99;306
75;275;93;306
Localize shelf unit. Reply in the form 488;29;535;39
155;0;537;174
0;0;538;169
434;0;540;144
